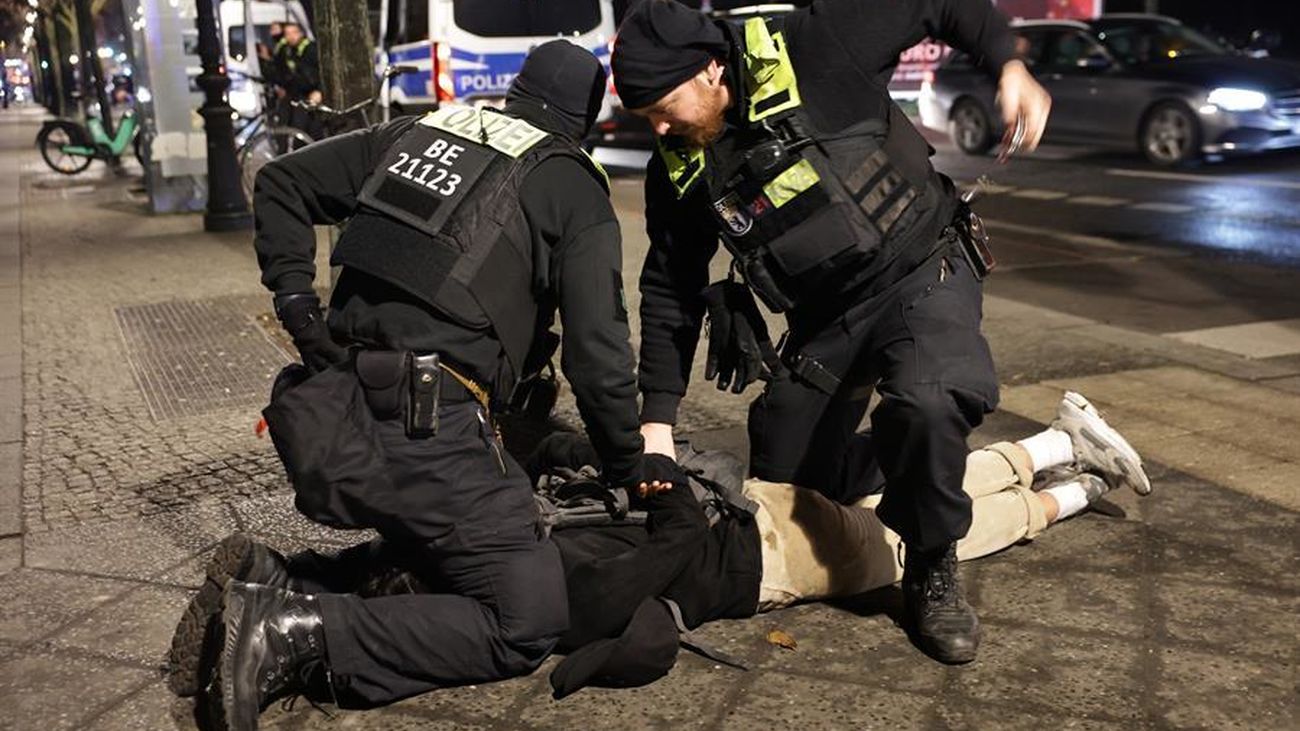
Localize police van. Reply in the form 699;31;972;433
370;0;617;118
219;0;314;117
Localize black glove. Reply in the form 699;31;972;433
524;432;602;483
274;293;349;373
641;453;685;485
701;280;782;394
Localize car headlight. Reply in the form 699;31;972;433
1206;87;1268;112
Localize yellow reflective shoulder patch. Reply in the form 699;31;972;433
421;106;549;157
743;18;801;122
655;138;706;199
763;159;820;208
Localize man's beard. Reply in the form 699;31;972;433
679;90;727;149
681;112;726;149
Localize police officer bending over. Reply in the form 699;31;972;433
166;41;678;728
612;0;1051;664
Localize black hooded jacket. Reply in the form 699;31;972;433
254;41;645;486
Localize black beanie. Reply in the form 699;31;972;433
504;40;607;142
612;0;730;109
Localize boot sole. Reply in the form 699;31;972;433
220;586;258;731
166;534;255;697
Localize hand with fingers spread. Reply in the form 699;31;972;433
636;453;686;501
637;480;674;499
995;60;1051;160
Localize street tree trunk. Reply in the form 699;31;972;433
313;0;375;114
72;0;114;139
50;8;78;117
312;0;374;287
38;14;66;116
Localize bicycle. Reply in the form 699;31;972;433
236;65;416;201
36;102;147;175
289;65;420;137
235;76;315;201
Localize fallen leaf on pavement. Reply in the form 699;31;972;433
766;629;797;650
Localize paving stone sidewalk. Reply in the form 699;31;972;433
0;107;1294;731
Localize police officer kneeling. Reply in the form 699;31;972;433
613;1;1051;664
186;41;674;727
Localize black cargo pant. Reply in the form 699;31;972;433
301;400;568;707
748;245;999;552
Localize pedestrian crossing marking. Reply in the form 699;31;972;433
1107;168;1300;191
1010;188;1069;200
1166;319;1300;360
1131;201;1195;214
1067;195;1130;207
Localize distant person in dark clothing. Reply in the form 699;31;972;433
276;22;321;104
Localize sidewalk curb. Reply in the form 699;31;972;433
1;109;34;570
985;294;1300;386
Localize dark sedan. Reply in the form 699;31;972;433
918;14;1300;165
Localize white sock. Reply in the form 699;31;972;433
1017;428;1075;473
1044;480;1090;522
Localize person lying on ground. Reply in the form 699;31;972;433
167;391;1148;713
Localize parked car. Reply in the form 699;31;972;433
918;14;1300;165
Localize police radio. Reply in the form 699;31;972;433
741;139;791;183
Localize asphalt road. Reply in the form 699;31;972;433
596;131;1300;353
929;136;1300;339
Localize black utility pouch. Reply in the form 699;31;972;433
408;353;441;438
355;350;407;419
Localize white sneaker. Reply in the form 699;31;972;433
1042;471;1111;504
1052;392;1152;496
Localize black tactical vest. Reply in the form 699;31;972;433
333;106;608;389
656;17;942;313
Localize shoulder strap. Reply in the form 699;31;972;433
537;470;649;532
577;147;611;193
660;597;748;670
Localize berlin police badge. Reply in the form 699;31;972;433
712;192;753;236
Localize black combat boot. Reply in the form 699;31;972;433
901;543;980;664
167;534;290;697
218;581;334;731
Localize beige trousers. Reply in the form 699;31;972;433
749;442;1049;612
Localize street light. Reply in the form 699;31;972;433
192;0;252;231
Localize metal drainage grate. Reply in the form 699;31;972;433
115;298;292;421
